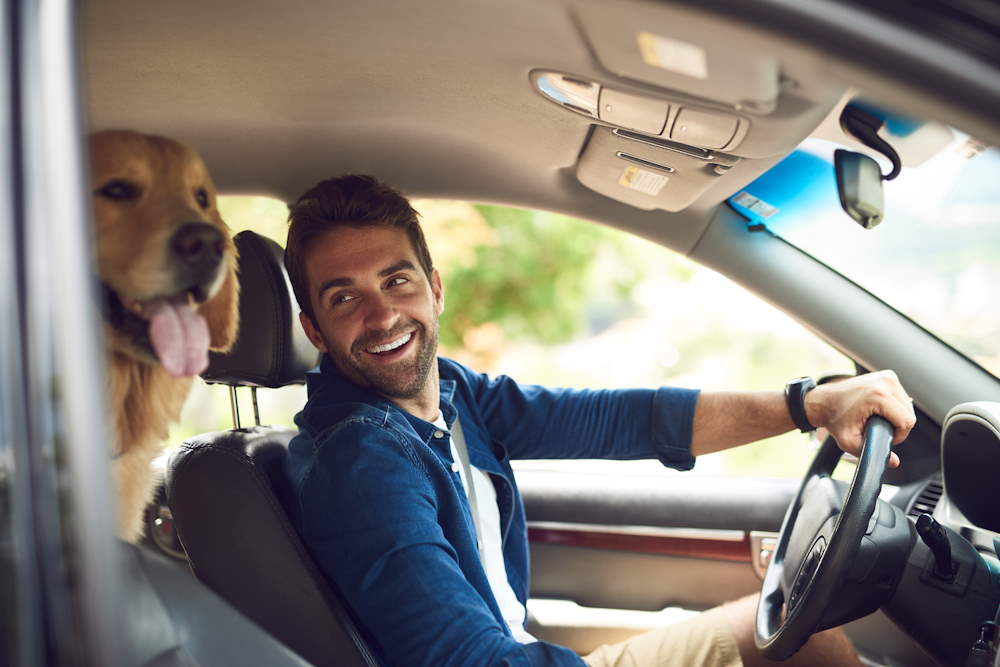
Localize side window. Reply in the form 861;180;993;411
170;196;852;481
418;202;853;479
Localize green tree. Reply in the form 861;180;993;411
432;205;645;350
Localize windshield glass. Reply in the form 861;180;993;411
731;132;1000;379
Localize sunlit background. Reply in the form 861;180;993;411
170;195;854;479
757;138;1000;380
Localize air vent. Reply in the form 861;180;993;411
907;478;944;519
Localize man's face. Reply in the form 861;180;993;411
299;225;444;401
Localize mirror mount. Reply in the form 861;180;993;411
839;105;902;181
834;103;910;229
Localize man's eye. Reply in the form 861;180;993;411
333;294;356;306
387;276;409;287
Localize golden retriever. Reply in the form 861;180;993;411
90;130;239;542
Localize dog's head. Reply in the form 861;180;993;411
90;130;239;377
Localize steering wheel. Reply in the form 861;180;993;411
754;416;893;660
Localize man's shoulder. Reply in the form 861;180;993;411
438;356;495;395
290;372;397;461
286;402;419;488
294;382;373;436
437;355;473;379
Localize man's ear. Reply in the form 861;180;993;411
431;268;444;316
299;311;328;353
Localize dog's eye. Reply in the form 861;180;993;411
195;187;210;210
96;180;139;201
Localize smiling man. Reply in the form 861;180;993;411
298;224;442;414
283;175;916;667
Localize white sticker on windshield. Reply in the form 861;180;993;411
619;165;669;196
637;32;708;80
732;191;779;219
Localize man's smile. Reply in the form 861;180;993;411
364;331;414;356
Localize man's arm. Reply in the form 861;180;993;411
459;361;699;467
691;370;916;466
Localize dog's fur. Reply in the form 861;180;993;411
90;130;239;542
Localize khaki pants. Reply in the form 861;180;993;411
582;606;742;667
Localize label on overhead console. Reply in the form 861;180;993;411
731;191;779;220
619;165;669;196
637;32;708;80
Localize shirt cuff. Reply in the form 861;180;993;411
650;386;700;471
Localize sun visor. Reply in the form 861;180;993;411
576;126;740;211
574;1;781;114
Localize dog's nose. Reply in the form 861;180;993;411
171;223;224;271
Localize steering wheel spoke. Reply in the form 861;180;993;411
787;534;826;613
755;416;894;660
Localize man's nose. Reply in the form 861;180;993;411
364;293;399;331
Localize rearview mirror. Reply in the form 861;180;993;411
834;149;884;229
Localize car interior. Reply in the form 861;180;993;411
3;0;999;665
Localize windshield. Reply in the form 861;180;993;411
730;132;1000;379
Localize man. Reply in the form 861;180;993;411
283;175;916;667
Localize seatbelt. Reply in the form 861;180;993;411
451;418;485;558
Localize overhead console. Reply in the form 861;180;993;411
535;0;845;211
534;72;748;152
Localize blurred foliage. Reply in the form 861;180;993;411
432;205;644;348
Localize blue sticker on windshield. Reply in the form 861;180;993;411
727;149;839;233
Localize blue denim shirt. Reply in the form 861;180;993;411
286;356;699;666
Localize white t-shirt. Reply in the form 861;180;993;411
433;413;535;644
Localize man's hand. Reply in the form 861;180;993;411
804;370;916;468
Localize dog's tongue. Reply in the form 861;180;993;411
146;299;210;377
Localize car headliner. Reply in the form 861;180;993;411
84;0;1000;258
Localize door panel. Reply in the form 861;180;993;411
519;470;796;532
529;543;760;612
518;468;794;650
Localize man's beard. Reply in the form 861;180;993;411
325;318;438;400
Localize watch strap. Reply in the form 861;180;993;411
785;377;818;433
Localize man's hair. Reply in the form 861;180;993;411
284;174;434;323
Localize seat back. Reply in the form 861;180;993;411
166;231;377;667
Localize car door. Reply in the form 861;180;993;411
2;1;136;664
520;465;792;650
0;2;36;662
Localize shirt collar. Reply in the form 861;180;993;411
307;355;459;436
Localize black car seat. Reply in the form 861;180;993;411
165;230;378;667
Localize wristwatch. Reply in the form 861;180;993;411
784;376;818;432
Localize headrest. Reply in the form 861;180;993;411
202;230;319;387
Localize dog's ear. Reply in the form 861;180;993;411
201;210;240;352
